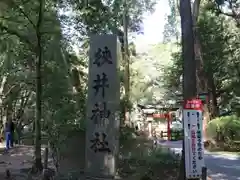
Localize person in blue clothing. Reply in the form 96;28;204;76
5;120;15;150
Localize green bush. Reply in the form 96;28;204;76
131;147;179;165
119;126;138;144
206;115;240;141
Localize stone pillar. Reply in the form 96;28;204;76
85;35;120;179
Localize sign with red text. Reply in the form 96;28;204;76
183;99;204;179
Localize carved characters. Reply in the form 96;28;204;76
90;132;111;153
92;73;109;98
89;46;114;153
91;102;111;125
93;47;113;67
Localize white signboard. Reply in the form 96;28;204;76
183;99;204;179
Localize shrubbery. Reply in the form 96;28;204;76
206;115;240;151
206;115;240;141
118;131;180;180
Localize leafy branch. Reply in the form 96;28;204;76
0;22;34;47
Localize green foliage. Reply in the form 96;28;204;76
130;43;177;104
163;0;180;43
0;0;159;138
119;126;138;143
0;0;173;177
206;115;240;141
0;0;89;172
207;0;240;27
163;50;182;91
163;2;240;115
198;7;228;74
132;147;179;165
60;0;157;39
119;134;179;180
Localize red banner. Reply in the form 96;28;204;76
184;99;203;110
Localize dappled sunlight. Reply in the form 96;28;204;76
204;153;240;180
208;172;230;180
0;144;54;173
221;165;240;170
158;140;240;179
206;153;239;160
158;140;182;155
208;170;240;180
0;0;239;180
117;129;180;179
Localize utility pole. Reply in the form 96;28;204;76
178;0;197;179
123;0;130;126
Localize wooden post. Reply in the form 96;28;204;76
85;35;120;179
179;0;196;178
43;147;49;169
167;112;171;140
161;131;163;138
201;167;207;180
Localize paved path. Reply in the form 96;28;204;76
0;141;239;179
158;140;240;180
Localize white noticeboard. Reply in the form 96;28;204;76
183;100;204;179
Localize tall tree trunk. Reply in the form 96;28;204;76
178;0;196;179
192;0;210;140
0;76;8;136
33;0;45;172
208;73;219;118
123;0;130;126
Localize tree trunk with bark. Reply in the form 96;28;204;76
192;0;211;140
178;0;196;179
208;73;219;118
0;76;8;136
33;0;45;172
123;0;131;126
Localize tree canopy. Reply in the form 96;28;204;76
0;0;158;172
163;0;240;117
1;0;240;177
